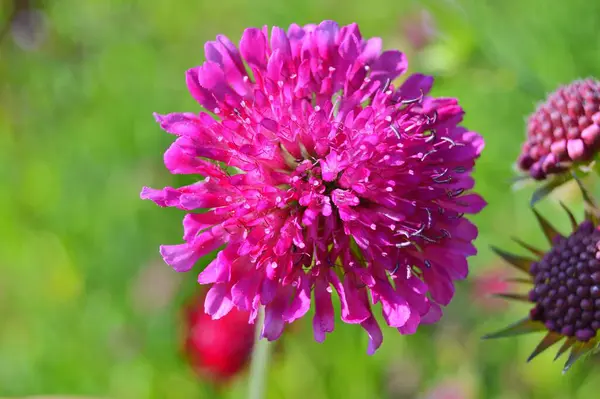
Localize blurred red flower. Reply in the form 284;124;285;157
400;9;437;51
471;267;512;312
420;380;471;399
182;291;255;383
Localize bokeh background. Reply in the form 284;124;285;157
2;0;600;397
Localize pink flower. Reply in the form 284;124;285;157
471;267;512;313
400;9;437;52
142;21;485;354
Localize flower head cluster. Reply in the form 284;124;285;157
487;185;600;372
142;21;485;353
518;79;600;180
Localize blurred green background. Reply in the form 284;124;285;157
2;0;600;397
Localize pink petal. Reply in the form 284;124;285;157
339;31;360;60
321;150;340;182
315;20;339;59
397;310;420;335
582;124;600;147
441;193;487;214
313;278;335;342
360;316;383;355
567;138;586;160
270;26;291;58
196;61;238;104
178;192;233;210
159;243;200;272
462;131;485;156
330;271;370;324
261;294;288;340
204;283;234;319
186;67;218;110
140;186;173;207
331;189;360;207
396;73;433;100
240;28;267;69
182;211;227;241
361;37;382;62
274;218;295;256
260;277;278;305
283;275;311;323
369;50;408;82
421;301;442;324
153;112;203;136
197;250;232;284
394;276;429;316
380;293;411;328
424;268;455;306
426;250;469;280
204;35;249;96
232;274;260;311
163;139;205;175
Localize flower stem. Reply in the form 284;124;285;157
247;307;270;399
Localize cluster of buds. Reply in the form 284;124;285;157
518;79;600;180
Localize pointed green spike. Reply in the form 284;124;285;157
558;201;578;232
482;318;545;340
585;209;598;224
572;172;596;208
554;337;576;361
562;341;596;374
511;237;545;258
490;246;535;274
531;208;563;245
530;173;573;207
493;293;531;303
572;173;600;224
505;277;534;284
527;332;564;362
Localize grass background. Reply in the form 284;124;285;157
2;0;600;397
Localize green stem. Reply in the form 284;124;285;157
247;307;271;399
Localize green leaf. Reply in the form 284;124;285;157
490;246;536;274
482;318;546;340
527;332;563;362
530;173;573;207
532;208;563;245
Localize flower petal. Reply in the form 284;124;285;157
283;275;311;323
204;283;234;319
160;243;200;272
360;316;383;355
313;277;335;342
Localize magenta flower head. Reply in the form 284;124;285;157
518;79;600;180
141;21;485;354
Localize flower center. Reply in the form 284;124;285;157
529;220;600;341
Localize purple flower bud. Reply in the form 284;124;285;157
518;79;600;180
